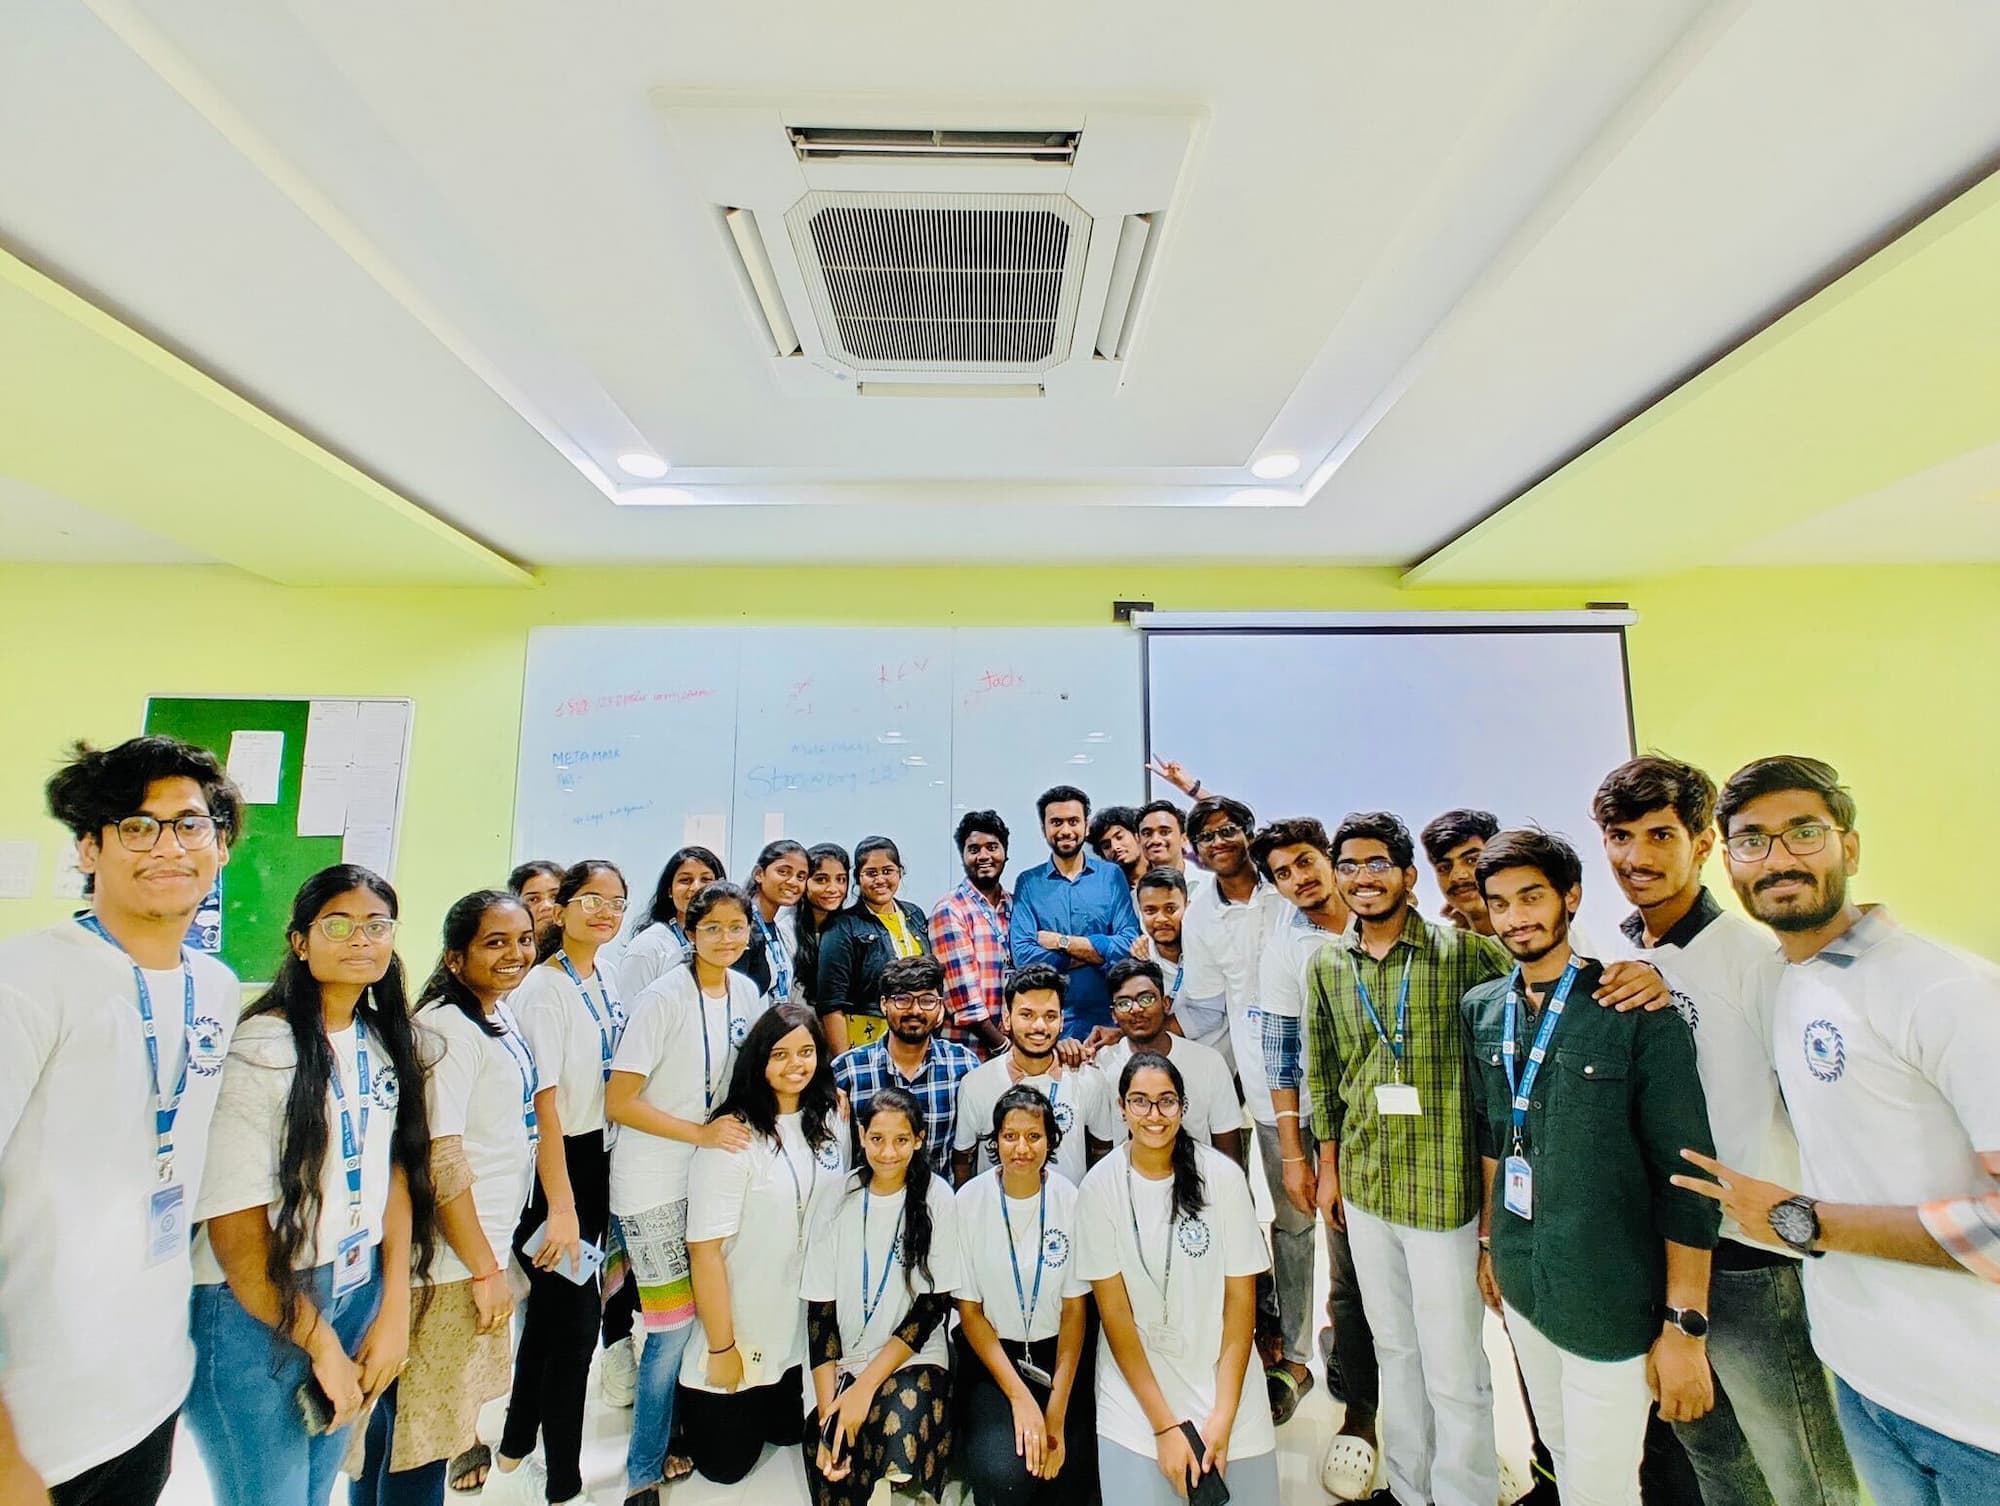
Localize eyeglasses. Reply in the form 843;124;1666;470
1193;823;1243;848
1123;1093;1183;1118
111;814;219;852
314;916;399;943
571;894;628;916
1112;991;1162;1013
1334;857;1398;876
695;921;751;941
1724;822;1841;863
884;991;945;1011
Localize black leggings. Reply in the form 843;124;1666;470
499;1131;609;1502
49;1412;179;1506
676;1366;808;1485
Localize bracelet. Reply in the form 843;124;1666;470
709;1341;738;1356
1154;1420;1181;1436
1189;780;1204;797
1274;1109;1301;1120
472;1268;504;1283
1282;1156;1308;1165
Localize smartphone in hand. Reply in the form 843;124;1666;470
1178;1421;1231;1506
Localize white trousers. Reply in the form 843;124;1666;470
1344;1202;1496;1506
1504;1303;1652;1506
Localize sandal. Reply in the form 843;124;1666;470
1320;1433;1378;1501
1265;1363;1313;1426
448;1444;491;1494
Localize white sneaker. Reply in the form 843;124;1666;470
480;1456;547;1506
600;1334;638;1408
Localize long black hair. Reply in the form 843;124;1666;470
418;889;530;1039
793;844;850;1008
248;864;436;1343
643;846;726;930
507;859;562;895
1118;1050;1206;1222
709;1003;838;1153
854;1085;935;1294
534;858;625;964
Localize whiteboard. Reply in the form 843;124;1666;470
1143;627;1636;944
515;627;1144;909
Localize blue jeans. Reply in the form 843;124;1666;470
1835;1378;2000;1506
187;1257;384;1506
1672;1259;1858;1506
627;1322;695;1491
349;1381;447;1506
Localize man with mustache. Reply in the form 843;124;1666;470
1421;810;1501;936
1592;756;1857;1506
1671;757;2000;1505
930;810;1014;1057
951;962;1113;1188
1136;797;1213;901
1010;785;1142;1041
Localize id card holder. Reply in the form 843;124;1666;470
146;1182;186;1266
1145;1324;1186;1361
1374;1081;1422;1116
332;1226;371;1297
1503;1155;1534;1220
1016;1349;1055;1389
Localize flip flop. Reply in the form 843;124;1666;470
448;1443;490;1494
1265;1364;1313;1426
1320;1434;1378;1501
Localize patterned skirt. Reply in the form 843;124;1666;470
387;1278;513;1471
616;1199;695;1330
802;1363;952;1506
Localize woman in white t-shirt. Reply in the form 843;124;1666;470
604;881;767;1505
186;864;437;1506
488;859;627;1506
954;1085;1095;1506
352;889;540;1504
742;839;808;1006
615;846;724;1005
677;1002;850;1483
802;1085;962;1506
1076;1052;1278;1506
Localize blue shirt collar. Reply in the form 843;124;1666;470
1804;905;1897;968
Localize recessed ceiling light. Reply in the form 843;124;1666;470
616;452;670;479
1250;452;1301;481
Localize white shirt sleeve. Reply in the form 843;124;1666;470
1904;967;2000;1150
1178;909;1225;1002
192;1043;291;1221
513;970;570;1094
1194;1054;1240;1141
925;1182;963;1293
686;1142;752;1244
1212;1155;1271;1278
423;1014;480;1141
611;982;676;1079
1074;1166;1123;1283
953;1075;987;1154
1260;933;1306;1021
1082;1072;1116;1141
800;1200;844;1302
0;979;59;1155
617;928;680;1006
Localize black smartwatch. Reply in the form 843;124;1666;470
1768;1194;1824;1256
1662;1305;1709;1339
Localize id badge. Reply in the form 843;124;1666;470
1503;1155;1534;1220
1374;1081;1422;1116
146;1182;186;1266
1018;1356;1055;1389
332;1226;371;1297
1145;1323;1186;1360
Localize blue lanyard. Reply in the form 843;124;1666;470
76;915;195;1180
860;1186;903;1331
1000;1179;1048;1337
697;979;740;1112
494;1003;540;1150
755;910;792;1002
557;955;617;1082
1501;959;1583;1156
967;885;1008;939
326;1019;372;1229
1353;964;1413;1082
667;919;689;951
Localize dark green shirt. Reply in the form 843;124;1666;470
1463;957;1721;1362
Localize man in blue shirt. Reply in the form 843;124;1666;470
1009;784;1142;1038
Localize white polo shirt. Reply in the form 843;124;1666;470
1177;877;1288;1121
1772;907;2000;1450
1093;1034;1240;1149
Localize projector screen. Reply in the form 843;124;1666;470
1143;621;1637;944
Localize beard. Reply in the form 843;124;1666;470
1751;867;1848;933
888;1016;932;1044
1503;914;1570;964
1049;832;1083;857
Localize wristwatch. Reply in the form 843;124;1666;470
1768;1194;1824;1256
1662;1306;1710;1339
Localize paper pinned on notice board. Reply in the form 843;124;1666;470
226;731;285;805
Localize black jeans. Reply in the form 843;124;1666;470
499;1130;609;1502
50;1412;179;1506
953;1329;1097;1506
677;1366;808;1485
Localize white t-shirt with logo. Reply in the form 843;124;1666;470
1076;1144;1275;1460
953;1054;1115;1186
513;958;624;1137
681;1111;850;1394
1177;878;1288;1121
609;966;766;1214
1257;905;1344;1125
1772;910;2000;1451
1093;1035;1241;1149
801;1178;961;1381
0;923;239;1484
953;1169;1090;1343
616;922;687;1006
193;1015;398;1283
419;1000;538;1284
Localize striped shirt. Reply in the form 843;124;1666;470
1921;1193;2000;1284
1305;908;1509;1231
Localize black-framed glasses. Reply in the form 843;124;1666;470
1123;1092;1183;1118
1335;856;1397;876
111;814;218;852
1193;823;1244;847
313;916;399;943
1112;991;1163;1013
884;991;945;1011
1724;822;1840;863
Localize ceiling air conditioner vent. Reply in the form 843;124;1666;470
788;126;1080;165
784;192;1093;372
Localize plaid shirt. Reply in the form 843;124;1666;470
1921;1194;2000;1283
929;881;1012;1045
1306;908;1510;1231
832;1035;982;1170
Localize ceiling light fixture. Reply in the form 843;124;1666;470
616;452;670;479
1250;452;1301;481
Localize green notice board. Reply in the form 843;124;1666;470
143;696;410;982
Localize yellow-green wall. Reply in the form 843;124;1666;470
3;563;1993;964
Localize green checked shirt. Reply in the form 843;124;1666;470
1306;908;1510;1231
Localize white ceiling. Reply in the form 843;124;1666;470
2;0;1998;568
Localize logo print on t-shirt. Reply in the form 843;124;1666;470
372;1063;401;1110
188;1016;227;1075
1802;1019;1845;1083
1670;990;1699;1031
1175;1215;1212;1258
1052;1100;1076;1134
1042;1228;1071;1268
815;1137;843;1171
730;1014;751;1046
